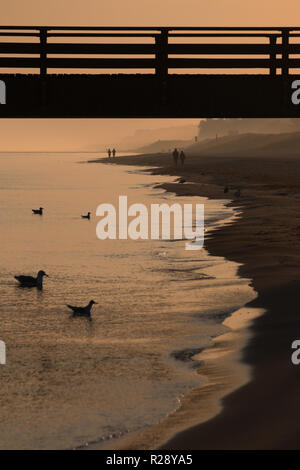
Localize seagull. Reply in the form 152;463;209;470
81;212;91;219
14;270;49;289
234;189;241;197
32;207;43;215
66;300;97;317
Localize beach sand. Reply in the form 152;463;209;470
90;149;300;449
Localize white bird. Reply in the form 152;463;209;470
66;300;97;317
14;270;49;289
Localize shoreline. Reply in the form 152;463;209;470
87;194;255;451
103;296;261;451
103;198;257;450
89;151;300;449
86;155;254;451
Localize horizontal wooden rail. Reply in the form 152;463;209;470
0;43;156;54
2;42;300;55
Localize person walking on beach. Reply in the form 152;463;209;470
180;150;186;167
112;148;116;158
107;148;111;159
172;148;179;167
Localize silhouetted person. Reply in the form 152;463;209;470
112;148;116;158
172;148;179;167
107;148;111;158
224;186;229;194
234;188;241;197
180;150;186;167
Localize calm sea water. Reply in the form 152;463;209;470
0;152;254;449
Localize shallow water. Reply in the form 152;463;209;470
0;152;255;449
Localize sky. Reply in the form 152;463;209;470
3;0;300;27
0;0;299;151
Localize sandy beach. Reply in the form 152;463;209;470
90;142;300;449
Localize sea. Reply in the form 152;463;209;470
0;151;255;449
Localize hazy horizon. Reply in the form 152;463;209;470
1;0;300;151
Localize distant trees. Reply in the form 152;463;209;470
197;118;300;140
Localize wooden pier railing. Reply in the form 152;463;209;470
0;26;300;77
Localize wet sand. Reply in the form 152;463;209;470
90;150;300;449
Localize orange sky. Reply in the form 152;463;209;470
0;1;299;151
2;0;300;27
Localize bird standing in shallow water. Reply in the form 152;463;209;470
81;212;91;219
14;270;49;289
66;300;97;318
32;207;43;215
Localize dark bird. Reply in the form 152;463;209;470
224;186;229;193
32;207;43;215
14;270;49;289
66;300;97;317
81;212;91;219
234;189;241;197
177;178;186;184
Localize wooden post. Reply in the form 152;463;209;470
40;28;47;77
281;29;289;77
269;35;277;77
155;29;168;80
